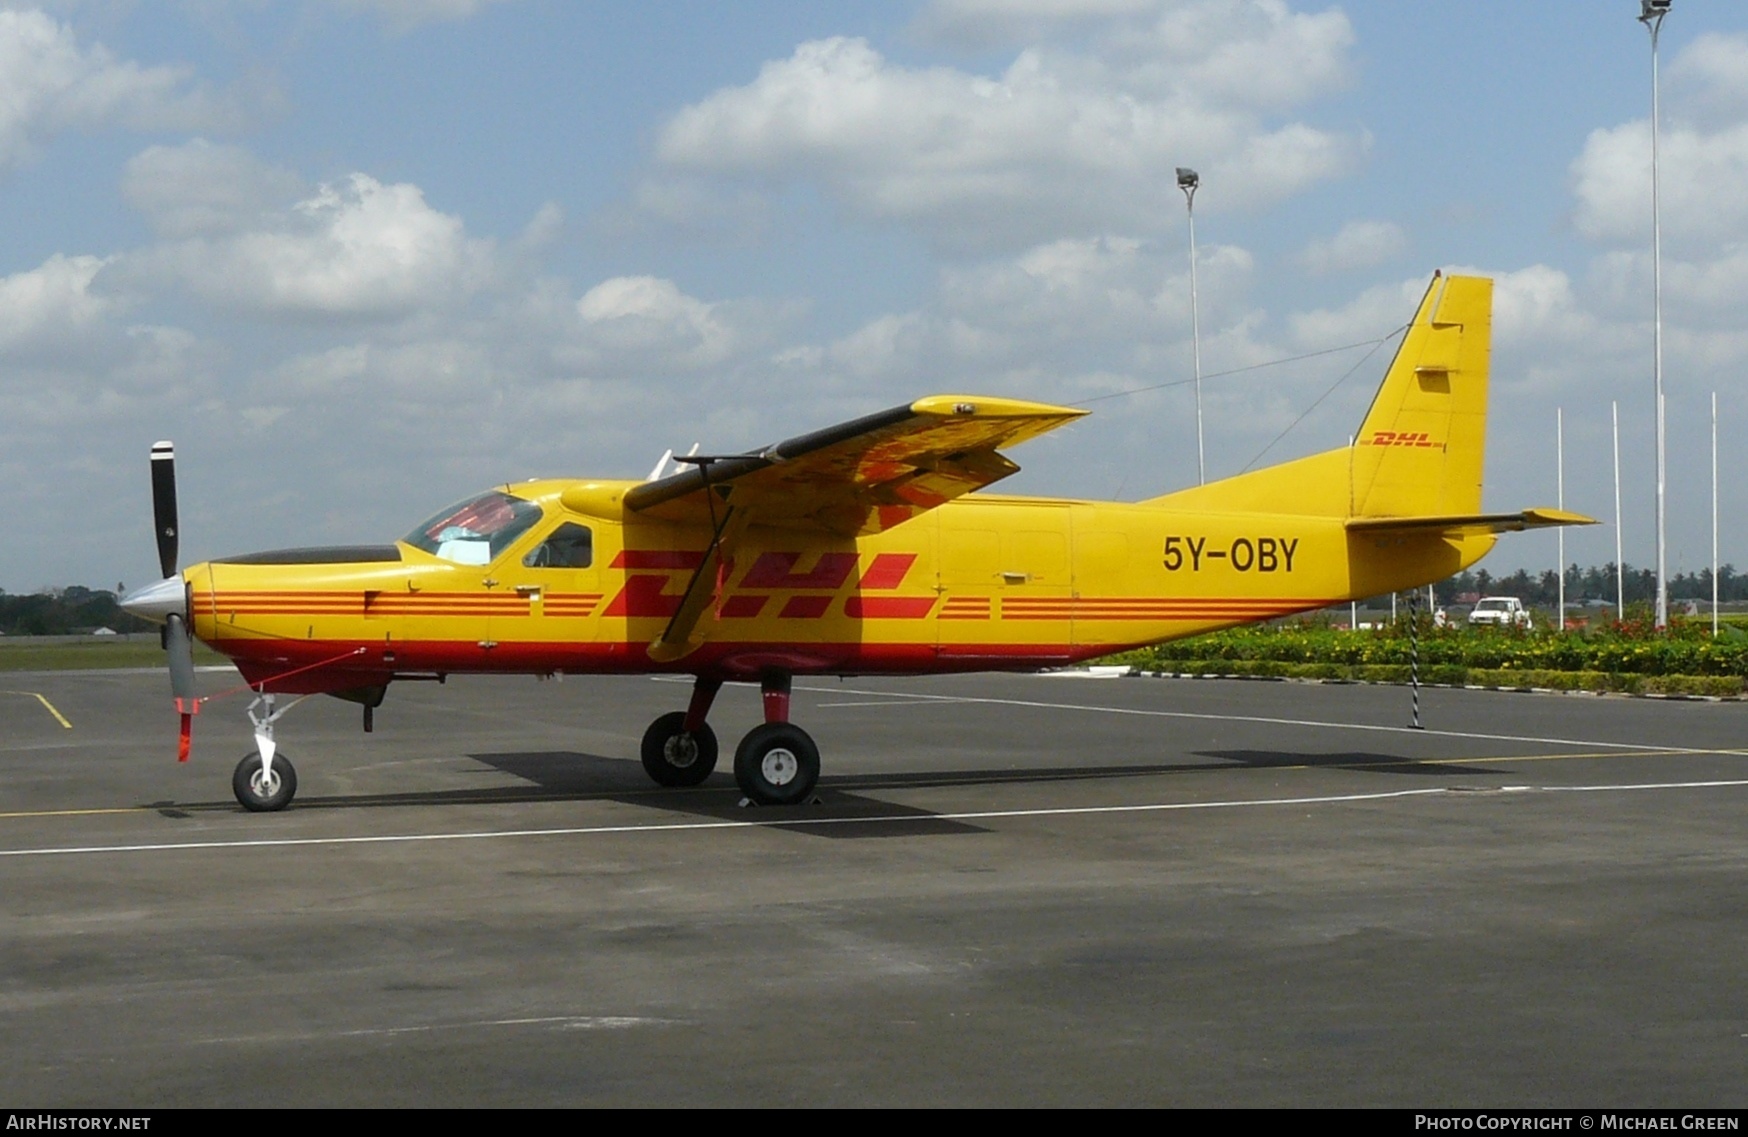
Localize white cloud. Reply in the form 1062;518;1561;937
917;0;1158;48
1298;219;1406;274
1571;118;1748;249
0;9;231;172
1481;263;1601;351
1286;275;1419;349
1088;0;1356;112
0;253;114;354
122;140;304;238
1289;266;1612;361
1669;32;1748;123
941;236;1156;335
572;276;771;371
917;0;1352;113
137;173;491;318
1573;34;1748;250
654;5;1361;249
757;236;1271;440
267;343;373;392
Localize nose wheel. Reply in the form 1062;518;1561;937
233;751;297;812
230;692;306;812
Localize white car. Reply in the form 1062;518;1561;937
1467;596;1532;628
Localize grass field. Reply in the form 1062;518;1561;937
0;639;230;672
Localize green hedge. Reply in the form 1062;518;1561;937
1130;658;1742;696
1122;621;1748;677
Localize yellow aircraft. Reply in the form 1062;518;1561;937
122;272;1591;811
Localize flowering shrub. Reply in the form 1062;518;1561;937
1123;617;1748;677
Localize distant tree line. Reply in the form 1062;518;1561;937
1433;564;1747;608
0;587;155;636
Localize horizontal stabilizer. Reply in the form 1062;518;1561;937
1345;508;1596;536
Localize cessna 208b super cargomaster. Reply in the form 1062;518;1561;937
123;273;1591;811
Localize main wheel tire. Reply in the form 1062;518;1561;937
640;711;719;787
733;723;820;806
233;752;297;812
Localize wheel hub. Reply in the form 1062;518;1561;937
249;769;280;797
663;734;699;768
760;747;798;786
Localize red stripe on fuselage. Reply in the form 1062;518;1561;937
212;636;1114;691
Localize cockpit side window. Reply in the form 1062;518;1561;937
404;491;545;566
523;522;593;568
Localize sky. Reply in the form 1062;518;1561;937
2;0;1746;594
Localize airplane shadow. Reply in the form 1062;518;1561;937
144;744;1503;827
471;751;987;839
1193;749;1500;777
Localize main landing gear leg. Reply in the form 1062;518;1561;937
640;676;721;787
734;670;820;806
233;693;303;812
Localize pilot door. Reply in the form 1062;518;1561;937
502;520;605;668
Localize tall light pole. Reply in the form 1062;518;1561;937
1613;400;1625;622
1557;407;1566;628
1177;167;1205;484
1641;0;1671;629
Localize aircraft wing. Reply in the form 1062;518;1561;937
1345;508;1596;536
624;395;1088;536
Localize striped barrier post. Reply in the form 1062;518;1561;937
1408;590;1423;729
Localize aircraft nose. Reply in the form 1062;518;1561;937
120;576;188;624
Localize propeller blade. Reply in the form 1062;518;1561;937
151;441;178;579
166;613;198;762
167;613;196;703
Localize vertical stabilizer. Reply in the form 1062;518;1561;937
1348;273;1492;518
1143;272;1493;521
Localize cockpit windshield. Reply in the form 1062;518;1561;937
403;491;544;565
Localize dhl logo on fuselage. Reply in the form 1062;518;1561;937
1364;430;1442;448
604;550;935;620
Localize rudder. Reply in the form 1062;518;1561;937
1349;273;1492;519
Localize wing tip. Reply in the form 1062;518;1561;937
1522;507;1599;527
910;394;1088;419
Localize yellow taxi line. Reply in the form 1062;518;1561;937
0;806;156;819
0;690;72;729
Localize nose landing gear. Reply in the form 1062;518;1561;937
233;693;307;812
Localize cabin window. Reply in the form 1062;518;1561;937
403;491;544;565
523;522;593;568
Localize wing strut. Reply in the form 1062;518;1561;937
648;457;751;663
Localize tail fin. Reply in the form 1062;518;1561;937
1348;273;1491;518
1145;272;1492;519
